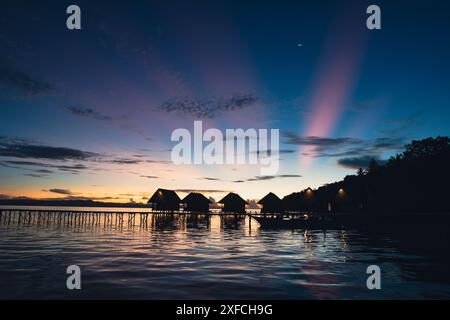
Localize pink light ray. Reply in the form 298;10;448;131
300;9;368;167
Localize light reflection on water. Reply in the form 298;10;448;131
0;207;450;299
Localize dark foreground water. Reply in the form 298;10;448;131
1;207;450;299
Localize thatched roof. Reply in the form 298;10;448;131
218;192;248;204
182;192;212;203
148;188;180;204
257;192;281;204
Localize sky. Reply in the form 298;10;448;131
1;0;450;203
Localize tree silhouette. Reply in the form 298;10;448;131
368;159;380;174
281;136;450;214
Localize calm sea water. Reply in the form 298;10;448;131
1;206;450;299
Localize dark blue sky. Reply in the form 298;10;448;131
1;0;449;201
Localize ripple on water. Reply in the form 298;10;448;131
1;212;450;299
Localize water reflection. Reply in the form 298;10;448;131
0;209;450;299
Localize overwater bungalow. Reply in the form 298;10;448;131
181;192;211;213
148;188;180;212
218;192;248;213
257;192;283;214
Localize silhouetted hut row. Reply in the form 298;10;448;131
148;188;344;214
148;188;249;213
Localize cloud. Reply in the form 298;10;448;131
145;159;171;164
247;176;276;181
138;148;171;153
278;174;302;178
24;173;49;178
0;58;53;96
251;149;296;156
65;106;112;121
282;133;362;148
62;196;120;201
141;175;158;179
119;193;149;197
0;194;12;199
45;188;73;195
109;159;142;165
200;177;221;181
197;174;301;183
105;158;170;165
237;174;301;182
156;93;259;118
0;160;55;177
372;137;405;150
35;169;53;174
1;160;88;173
282;132;405;158
0;136;172;180
0;136;98;161
174;189;230;193
337;156;387;170
0;195;122;202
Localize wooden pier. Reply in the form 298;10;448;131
0;208;257;229
0;208;336;232
0;209;130;227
